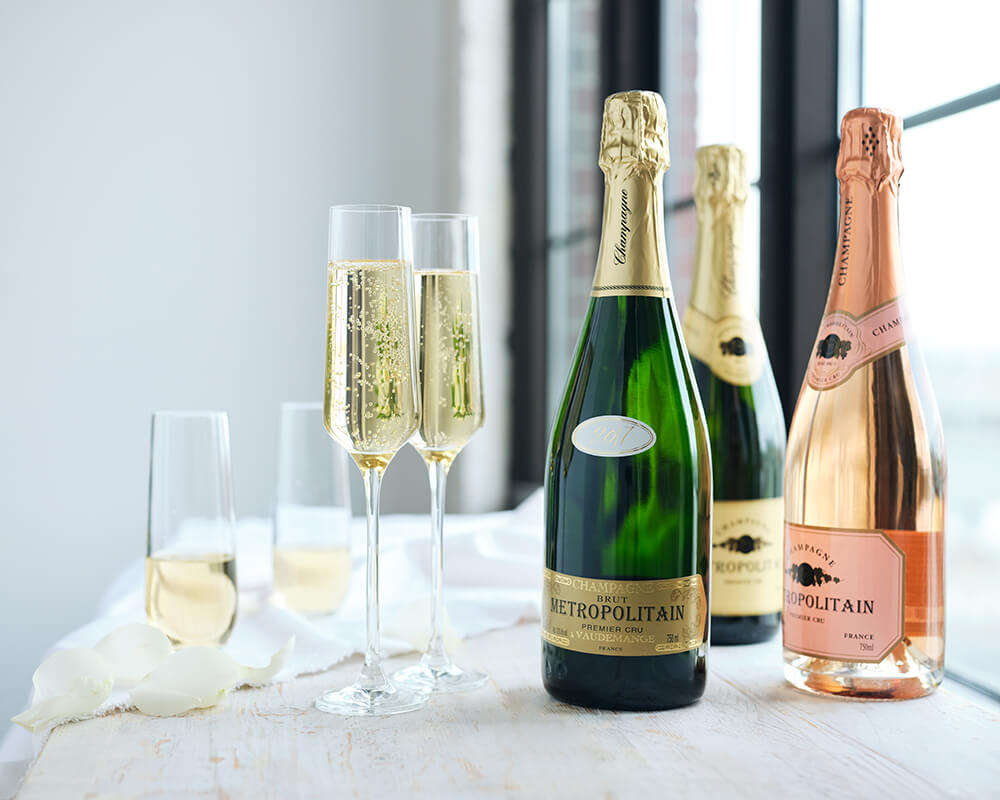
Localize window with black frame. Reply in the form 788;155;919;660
514;0;999;700
839;0;1000;696
527;0;803;484
544;0;762;428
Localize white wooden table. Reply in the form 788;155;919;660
18;623;999;798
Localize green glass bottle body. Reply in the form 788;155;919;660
688;361;785;644
544;295;712;709
683;145;786;645
542;91;712;711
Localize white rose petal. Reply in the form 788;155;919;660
239;636;295;686
95;624;174;687
11;649;114;733
130;647;242;717
12;626;296;728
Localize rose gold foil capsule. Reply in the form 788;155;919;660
836;107;904;186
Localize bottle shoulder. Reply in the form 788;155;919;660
547;297;709;468
788;345;942;454
785;345;945;532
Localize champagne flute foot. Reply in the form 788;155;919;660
314;681;429;716
393;662;488;693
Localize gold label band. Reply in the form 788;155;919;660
591;173;673;298
542;568;706;657
592;284;669;298
711;498;783;616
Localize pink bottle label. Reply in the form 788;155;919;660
806;298;906;390
783;522;905;663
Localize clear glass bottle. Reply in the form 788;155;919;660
783;108;946;699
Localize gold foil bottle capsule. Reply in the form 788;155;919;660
694;144;749;207
591;90;672;298
599;90;670;174
684;144;767;386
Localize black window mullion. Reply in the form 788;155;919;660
510;0;550;495
760;0;840;423
903;83;1000;130
518;0;843;489
599;0;662;97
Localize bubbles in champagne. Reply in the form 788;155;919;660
324;261;419;459
411;270;485;459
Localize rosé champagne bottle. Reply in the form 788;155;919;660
783;108;946;699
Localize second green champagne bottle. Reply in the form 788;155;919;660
543;91;712;710
683;145;786;645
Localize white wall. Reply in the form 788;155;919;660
0;0;511;724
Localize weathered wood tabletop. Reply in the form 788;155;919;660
18;623;999;799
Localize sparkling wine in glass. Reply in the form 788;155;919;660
272;401;352;616
315;204;426;716
145;411;238;647
393;214;488;693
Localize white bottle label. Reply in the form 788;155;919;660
682;307;767;386
571;415;657;457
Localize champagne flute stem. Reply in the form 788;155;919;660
360;466;389;689
424;458;450;670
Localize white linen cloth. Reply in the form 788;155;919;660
0;489;544;797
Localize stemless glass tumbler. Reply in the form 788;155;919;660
273;401;353;615
315;204;426;716
145;411;238;646
394;213;488;693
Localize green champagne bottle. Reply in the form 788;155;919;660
683;145;786;645
542;91;712;710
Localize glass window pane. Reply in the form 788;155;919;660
662;0;762;311
666;201;697;312
900;101;1000;691
546;0;601;415
661;0;699;207
547;234;601;409
844;0;1000;693
694;0;761;182
547;0;763;416
862;0;1000;118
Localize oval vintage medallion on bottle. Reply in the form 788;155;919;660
571;415;657;457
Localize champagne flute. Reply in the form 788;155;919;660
394;214;488;693
145;411;238;647
272;401;352;616
315;204;426;716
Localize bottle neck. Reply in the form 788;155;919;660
688;197;752;319
826;176;904;317
592;167;672;298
